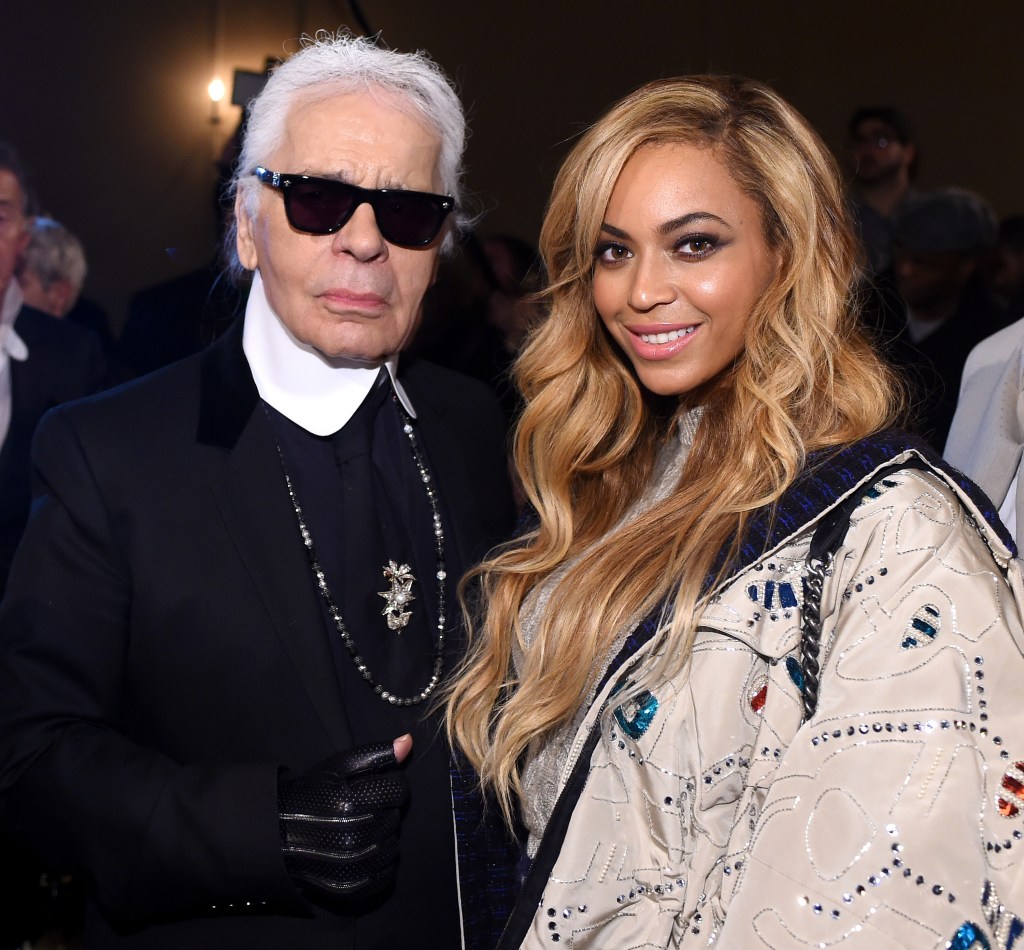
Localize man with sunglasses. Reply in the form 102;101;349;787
0;33;515;949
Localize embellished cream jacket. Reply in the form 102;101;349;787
504;441;1024;949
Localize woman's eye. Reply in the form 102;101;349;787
678;235;717;257
594;242;631;265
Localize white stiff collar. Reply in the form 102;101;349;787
0;282;28;362
241;270;415;436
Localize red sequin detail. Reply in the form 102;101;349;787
750;685;767;714
997;763;1024;817
998;798;1020;818
1002;771;1024;798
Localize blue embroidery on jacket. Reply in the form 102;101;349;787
981;880;1024;948
614;691;660;740
901;604;941;649
860;477;900;502
747;580;800;610
786;655;805;692
948;922;990;950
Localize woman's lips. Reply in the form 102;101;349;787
625;323;700;360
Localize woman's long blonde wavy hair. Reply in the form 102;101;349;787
446;76;904;823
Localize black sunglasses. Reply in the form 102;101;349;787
254;166;454;247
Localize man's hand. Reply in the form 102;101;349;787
278;734;412;905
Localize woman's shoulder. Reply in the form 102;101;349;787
803;429;1016;570
712;429;1012;596
711;429;1018;639
835;465;1015;613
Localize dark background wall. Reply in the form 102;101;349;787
3;0;1021;328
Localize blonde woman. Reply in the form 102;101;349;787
448;77;1024;948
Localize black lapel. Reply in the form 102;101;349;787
197;320;354;750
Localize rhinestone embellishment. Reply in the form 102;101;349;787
379;560;416;631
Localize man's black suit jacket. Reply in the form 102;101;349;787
0;304;107;594
0;319;515;948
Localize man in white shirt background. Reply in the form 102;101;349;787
945;315;1024;561
0;143;106;595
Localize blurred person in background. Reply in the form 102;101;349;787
886;187;1003;448
945;313;1024;561
17;216;87;318
986;215;1024;317
847;105;917;275
17;215;116;357
0;142;107;950
0;146;106;594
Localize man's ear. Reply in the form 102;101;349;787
235;193;259;271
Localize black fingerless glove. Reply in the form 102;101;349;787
278;742;409;905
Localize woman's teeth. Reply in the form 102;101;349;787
638;327;696;344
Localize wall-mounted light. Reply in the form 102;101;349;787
208;77;225;124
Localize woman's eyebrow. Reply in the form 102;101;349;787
600;210;730;240
599;221;629;239
658;211;728;236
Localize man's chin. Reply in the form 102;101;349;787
857;165;901;187
312;344;388;368
300;327;396;366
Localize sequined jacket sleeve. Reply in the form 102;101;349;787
715;466;1024;948
516;464;1024;949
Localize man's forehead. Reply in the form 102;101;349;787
855;119;899;138
283;86;429;133
272;90;442;185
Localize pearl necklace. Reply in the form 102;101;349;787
272;396;447;706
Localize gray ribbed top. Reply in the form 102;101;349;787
517;410;702;855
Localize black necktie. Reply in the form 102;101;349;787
333;376;433;698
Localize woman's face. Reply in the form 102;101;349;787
593;143;776;398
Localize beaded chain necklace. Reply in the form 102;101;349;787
271;396;447;706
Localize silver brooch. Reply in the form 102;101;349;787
379;560;416;631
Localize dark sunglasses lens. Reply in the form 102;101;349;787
375;194;447;246
285;179;356;234
276;175;449;244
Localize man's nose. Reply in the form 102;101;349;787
331;201;388;261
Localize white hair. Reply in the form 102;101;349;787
22;217;87;292
228;31;469;272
